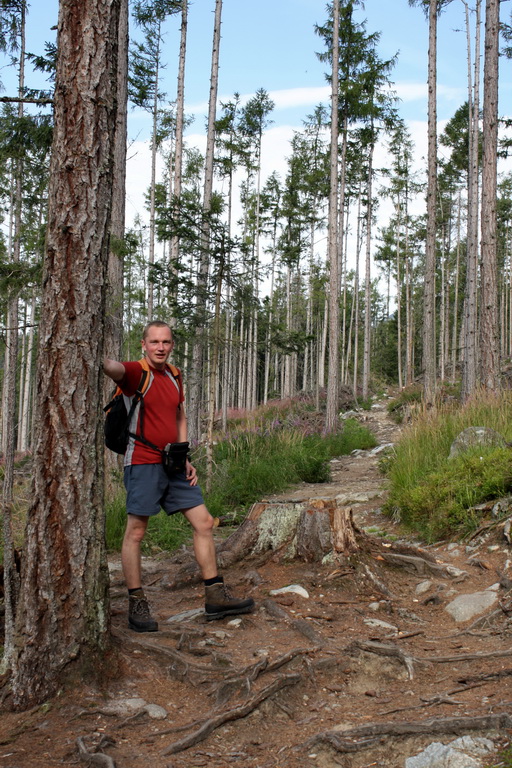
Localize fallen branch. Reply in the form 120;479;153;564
306;713;512;754
161;673;301;755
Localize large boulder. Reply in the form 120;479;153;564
449;426;508;459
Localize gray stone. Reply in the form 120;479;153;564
166;607;204;623
101;697;147;716
342;410;361;420
445;588;498;622
449;426;507;459
415;580;433;595
405;737;495;768
363;617;398;632
144;704;168;719
369;443;394;456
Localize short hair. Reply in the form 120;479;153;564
142;320;172;339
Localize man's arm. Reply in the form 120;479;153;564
176;405;198;486
175;403;188;443
103;358;126;383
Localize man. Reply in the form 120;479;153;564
104;320;254;631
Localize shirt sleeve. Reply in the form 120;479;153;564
119;361;144;396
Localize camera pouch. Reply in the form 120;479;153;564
162;441;190;478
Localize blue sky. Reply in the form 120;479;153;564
3;1;511;241
9;0;490;130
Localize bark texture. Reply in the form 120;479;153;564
422;0;438;404
11;0;120;709
479;0;500;390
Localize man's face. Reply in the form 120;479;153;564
141;326;174;370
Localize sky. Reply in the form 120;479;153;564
3;0;512;272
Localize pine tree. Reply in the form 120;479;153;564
479;0;500;390
11;0;121;708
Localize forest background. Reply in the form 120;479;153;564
2;0;512;454
1;0;512;709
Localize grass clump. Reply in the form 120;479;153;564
201;416;376;520
384;389;512;541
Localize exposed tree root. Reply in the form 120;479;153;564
207;647;317;707
349;639;417;679
113;628;235;685
349;638;512;670
457;668;512;685
262;598;326;645
377;551;466;578
305;713;512;754
76;736;117;767
160;673;301;755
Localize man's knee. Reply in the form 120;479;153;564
124;515;149;545
184;504;214;535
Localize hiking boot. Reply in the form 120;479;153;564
204;578;255;621
128;590;159;632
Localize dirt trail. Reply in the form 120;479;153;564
1;403;512;768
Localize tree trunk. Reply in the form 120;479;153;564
169;0;188;277
479;0;500;390
362;141;374;400
11;0;120;709
104;0;128;363
461;0;481;400
324;0;340;434
104;0;128;487
2;0;26;671
147;26;161;320
422;0;438;405
188;0;222;444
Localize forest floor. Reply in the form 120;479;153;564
2;401;512;768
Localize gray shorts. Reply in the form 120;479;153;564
123;464;205;517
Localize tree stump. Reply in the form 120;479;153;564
217;498;360;567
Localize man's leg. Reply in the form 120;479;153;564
122;513;149;589
183;504;217;579
184;504;255;620
122;514;158;632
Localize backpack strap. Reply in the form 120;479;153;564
166;363;183;407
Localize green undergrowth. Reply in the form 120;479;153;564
486;745;512;767
105;396;377;552
384;389;512;542
199;417;376;520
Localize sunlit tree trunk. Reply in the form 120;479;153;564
169;0;188;282
362;141;374;400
